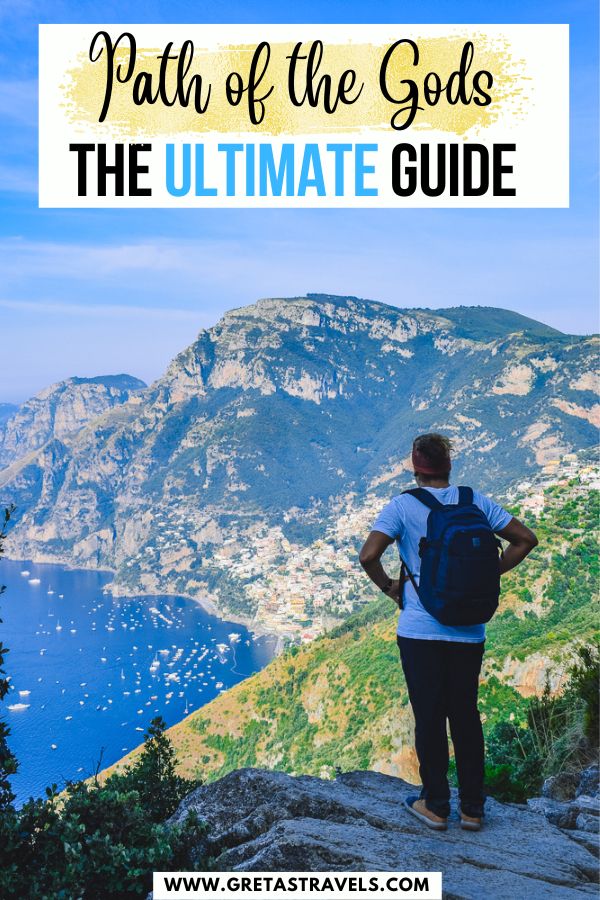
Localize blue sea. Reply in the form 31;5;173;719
0;559;277;805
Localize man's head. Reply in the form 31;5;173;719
412;433;452;486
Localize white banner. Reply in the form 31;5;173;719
39;24;569;208
152;872;443;900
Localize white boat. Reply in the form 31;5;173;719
56;622;62;631
8;703;29;711
50;744;57;750
20;570;30;576
28;578;41;585
18;690;31;697
47;589;54;595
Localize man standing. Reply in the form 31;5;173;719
359;433;538;831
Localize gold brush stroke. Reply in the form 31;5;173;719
62;36;528;137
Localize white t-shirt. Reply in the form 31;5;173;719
372;485;512;642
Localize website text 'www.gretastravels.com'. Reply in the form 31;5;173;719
153;872;443;900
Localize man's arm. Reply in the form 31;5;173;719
496;517;538;575
359;530;403;603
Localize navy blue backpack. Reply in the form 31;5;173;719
400;486;503;626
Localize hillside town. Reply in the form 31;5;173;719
119;448;598;642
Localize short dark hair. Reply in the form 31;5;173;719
412;433;453;469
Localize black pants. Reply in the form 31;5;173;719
397;636;485;818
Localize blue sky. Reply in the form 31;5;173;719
1;0;598;402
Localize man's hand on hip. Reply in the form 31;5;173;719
384;578;402;605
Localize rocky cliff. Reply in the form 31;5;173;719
169;768;598;898
0;374;146;467
1;296;598;632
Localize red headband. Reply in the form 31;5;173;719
412;447;451;476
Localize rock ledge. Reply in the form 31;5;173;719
171;768;598;899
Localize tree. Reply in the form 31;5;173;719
108;716;195;822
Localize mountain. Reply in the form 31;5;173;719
0;295;597;633
103;452;599;784
0;374;146;468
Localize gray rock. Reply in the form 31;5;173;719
574;796;600;818
543;772;580;802
577;767;600;799
528;796;580;830
171;768;598;898
565;828;600;858
576;814;600;834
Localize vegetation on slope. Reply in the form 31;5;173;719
106;464;599;795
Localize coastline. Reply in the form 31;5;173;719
3;553;288;654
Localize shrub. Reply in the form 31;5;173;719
0;717;203;898
108;716;195;822
0;781;204;898
485;643;599;803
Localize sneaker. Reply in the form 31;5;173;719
404;795;448;831
459;811;483;831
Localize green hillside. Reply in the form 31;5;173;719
104;453;599;787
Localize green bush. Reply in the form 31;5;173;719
0;718;203;899
108;717;195;822
485;644;599;803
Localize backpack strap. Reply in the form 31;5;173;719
399;556;420;600
458;486;474;506
402;487;444;511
